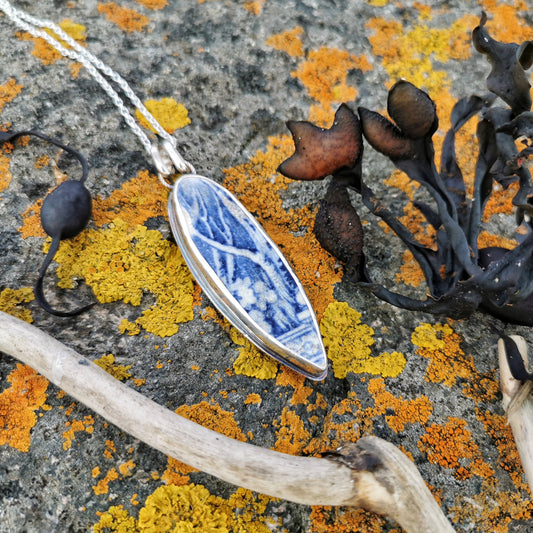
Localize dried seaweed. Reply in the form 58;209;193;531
279;12;533;328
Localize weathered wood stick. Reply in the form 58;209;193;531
0;311;455;533
498;335;533;496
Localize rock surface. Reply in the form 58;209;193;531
1;0;532;531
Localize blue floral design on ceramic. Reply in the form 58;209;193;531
174;176;325;370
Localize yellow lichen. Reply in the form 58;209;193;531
320;301;406;379
135;98;191;134
0;364;49;452
49;218;194;337
137;484;227;532
94;354;132;381
214;487;276;533
93;505;137;533
230;327;278;379
266;27;304;57
0;287;34;323
366;14;477;99
97;3;150;33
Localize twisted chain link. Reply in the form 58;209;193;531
0;0;195;176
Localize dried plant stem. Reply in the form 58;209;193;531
0;311;454;533
498;335;533;495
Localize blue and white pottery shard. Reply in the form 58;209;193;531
168;174;327;380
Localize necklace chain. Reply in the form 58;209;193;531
0;0;195;180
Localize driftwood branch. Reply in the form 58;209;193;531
0;310;454;533
498;335;533;495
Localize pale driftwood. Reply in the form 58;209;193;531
498;335;533;496
0;310;455;533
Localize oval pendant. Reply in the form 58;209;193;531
168;175;327;380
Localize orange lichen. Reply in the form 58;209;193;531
162;456;197;486
320;301;406;379
396;250;425;287
476;408;528;490
94;354;132;381
34;154;50;169
411;323;476;387
244;393;261;405
291;47;371;123
305;397;372;455
0;287;34;323
310;506;390;533
480;0;533;43
477;230;518;251
19;170;168;239
418;417;494;479
17;20;86;65
0;78;23;113
0;153;11;194
104;439;117;459
275;367;313;405
461;370;499;404
135;0;168;9
176;401;247;442
450;479;533;533
272;407;310;455
97;3;150;32
482;181;519;221
62;415;95;450
266;27;305;57
367;378;433;433
93;467;120;495
222;134;342;318
49;218;194;337
92;170;169;229
118;459;136;477
0;364;49;452
135;98;190;134
243;0;265;15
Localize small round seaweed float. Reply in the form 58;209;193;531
1;130;93;316
279;12;533;328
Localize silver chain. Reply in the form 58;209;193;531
0;0;195;182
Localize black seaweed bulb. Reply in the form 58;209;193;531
1;130;94;316
279;13;533;330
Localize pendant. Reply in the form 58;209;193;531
168;174;327;380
